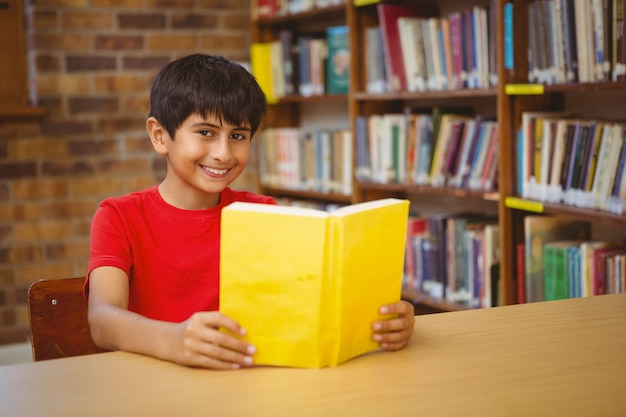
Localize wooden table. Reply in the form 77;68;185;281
1;293;625;417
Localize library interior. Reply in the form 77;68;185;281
0;0;625;414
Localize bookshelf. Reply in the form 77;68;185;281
498;0;626;305
251;0;626;312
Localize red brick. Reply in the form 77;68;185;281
40;201;97;220
172;13;218;29
61;11;114;29
0;163;37;180
33;34;90;51
0;184;8;202
120;96;150;113
122;55;171;71
199;34;248;50
95;118;146;134
221;13;251;29
91;0;142;7
0;204;41;222
68;139;118;156
68;97;119;114
41;120;93;135
124;136;153;152
147;0;193;7
198;0;248;9
94;35;144;50
6;246;44;264
35;55;62;73
12;180;69;200
41;160;95;177
98;157;150;174
146;35;196;51
0;225;11;244
32;10;59;31
118;13;166;29
45;241;90;260
66;56;117;72
94;75;149;93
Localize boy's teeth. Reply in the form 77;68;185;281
206;167;228;175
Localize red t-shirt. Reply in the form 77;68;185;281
86;185;275;322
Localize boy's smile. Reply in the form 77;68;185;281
148;112;252;210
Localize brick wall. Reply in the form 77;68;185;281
0;0;257;345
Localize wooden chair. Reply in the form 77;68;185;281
27;277;109;361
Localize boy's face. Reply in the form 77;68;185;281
149;112;252;209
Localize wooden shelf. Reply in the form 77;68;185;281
0;106;46;121
542;80;626;94
358;181;500;202
254;3;345;26
275;94;347;104
260;187;353;204
352;88;498;101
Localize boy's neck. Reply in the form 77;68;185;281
157;182;222;210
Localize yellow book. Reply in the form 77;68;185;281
250;42;278;104
219;198;410;368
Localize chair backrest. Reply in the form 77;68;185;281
28;277;109;361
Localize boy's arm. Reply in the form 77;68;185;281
87;266;256;369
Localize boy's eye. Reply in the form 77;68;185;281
231;133;247;141
199;130;214;137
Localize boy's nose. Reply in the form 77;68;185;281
210;137;232;161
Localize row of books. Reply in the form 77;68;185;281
255;0;344;19
526;0;626;84
404;213;500;309
258;127;353;195
356;109;499;192
520;216;626;304
366;2;497;94
251;25;349;102
518;111;626;214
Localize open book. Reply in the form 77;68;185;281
219;198;410;368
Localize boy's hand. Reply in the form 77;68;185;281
371;300;415;351
172;311;256;370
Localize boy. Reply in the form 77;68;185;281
87;54;415;370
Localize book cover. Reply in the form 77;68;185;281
326;25;350;94
543;240;585;301
517;242;526;304
279;29;299;96
251;42;278;104
364;26;388;93
524;216;591;303
219;198;410;368
613;0;625;81
377;2;438;92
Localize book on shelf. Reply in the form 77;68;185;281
398;16;428;92
219;198;410;368
527;0;626;84
259;127;352;195
251;42;279;104
523;215;591;303
543;240;587;301
404;215;429;290
614;0;626;81
279;29;299;96
364;26;388;93
376;2;438;92
326;25;350;94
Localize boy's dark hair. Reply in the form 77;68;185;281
148;54;267;138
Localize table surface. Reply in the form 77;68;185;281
1;293;625;417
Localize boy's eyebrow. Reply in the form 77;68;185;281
191;122;251;132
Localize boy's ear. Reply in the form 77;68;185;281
147;116;169;155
